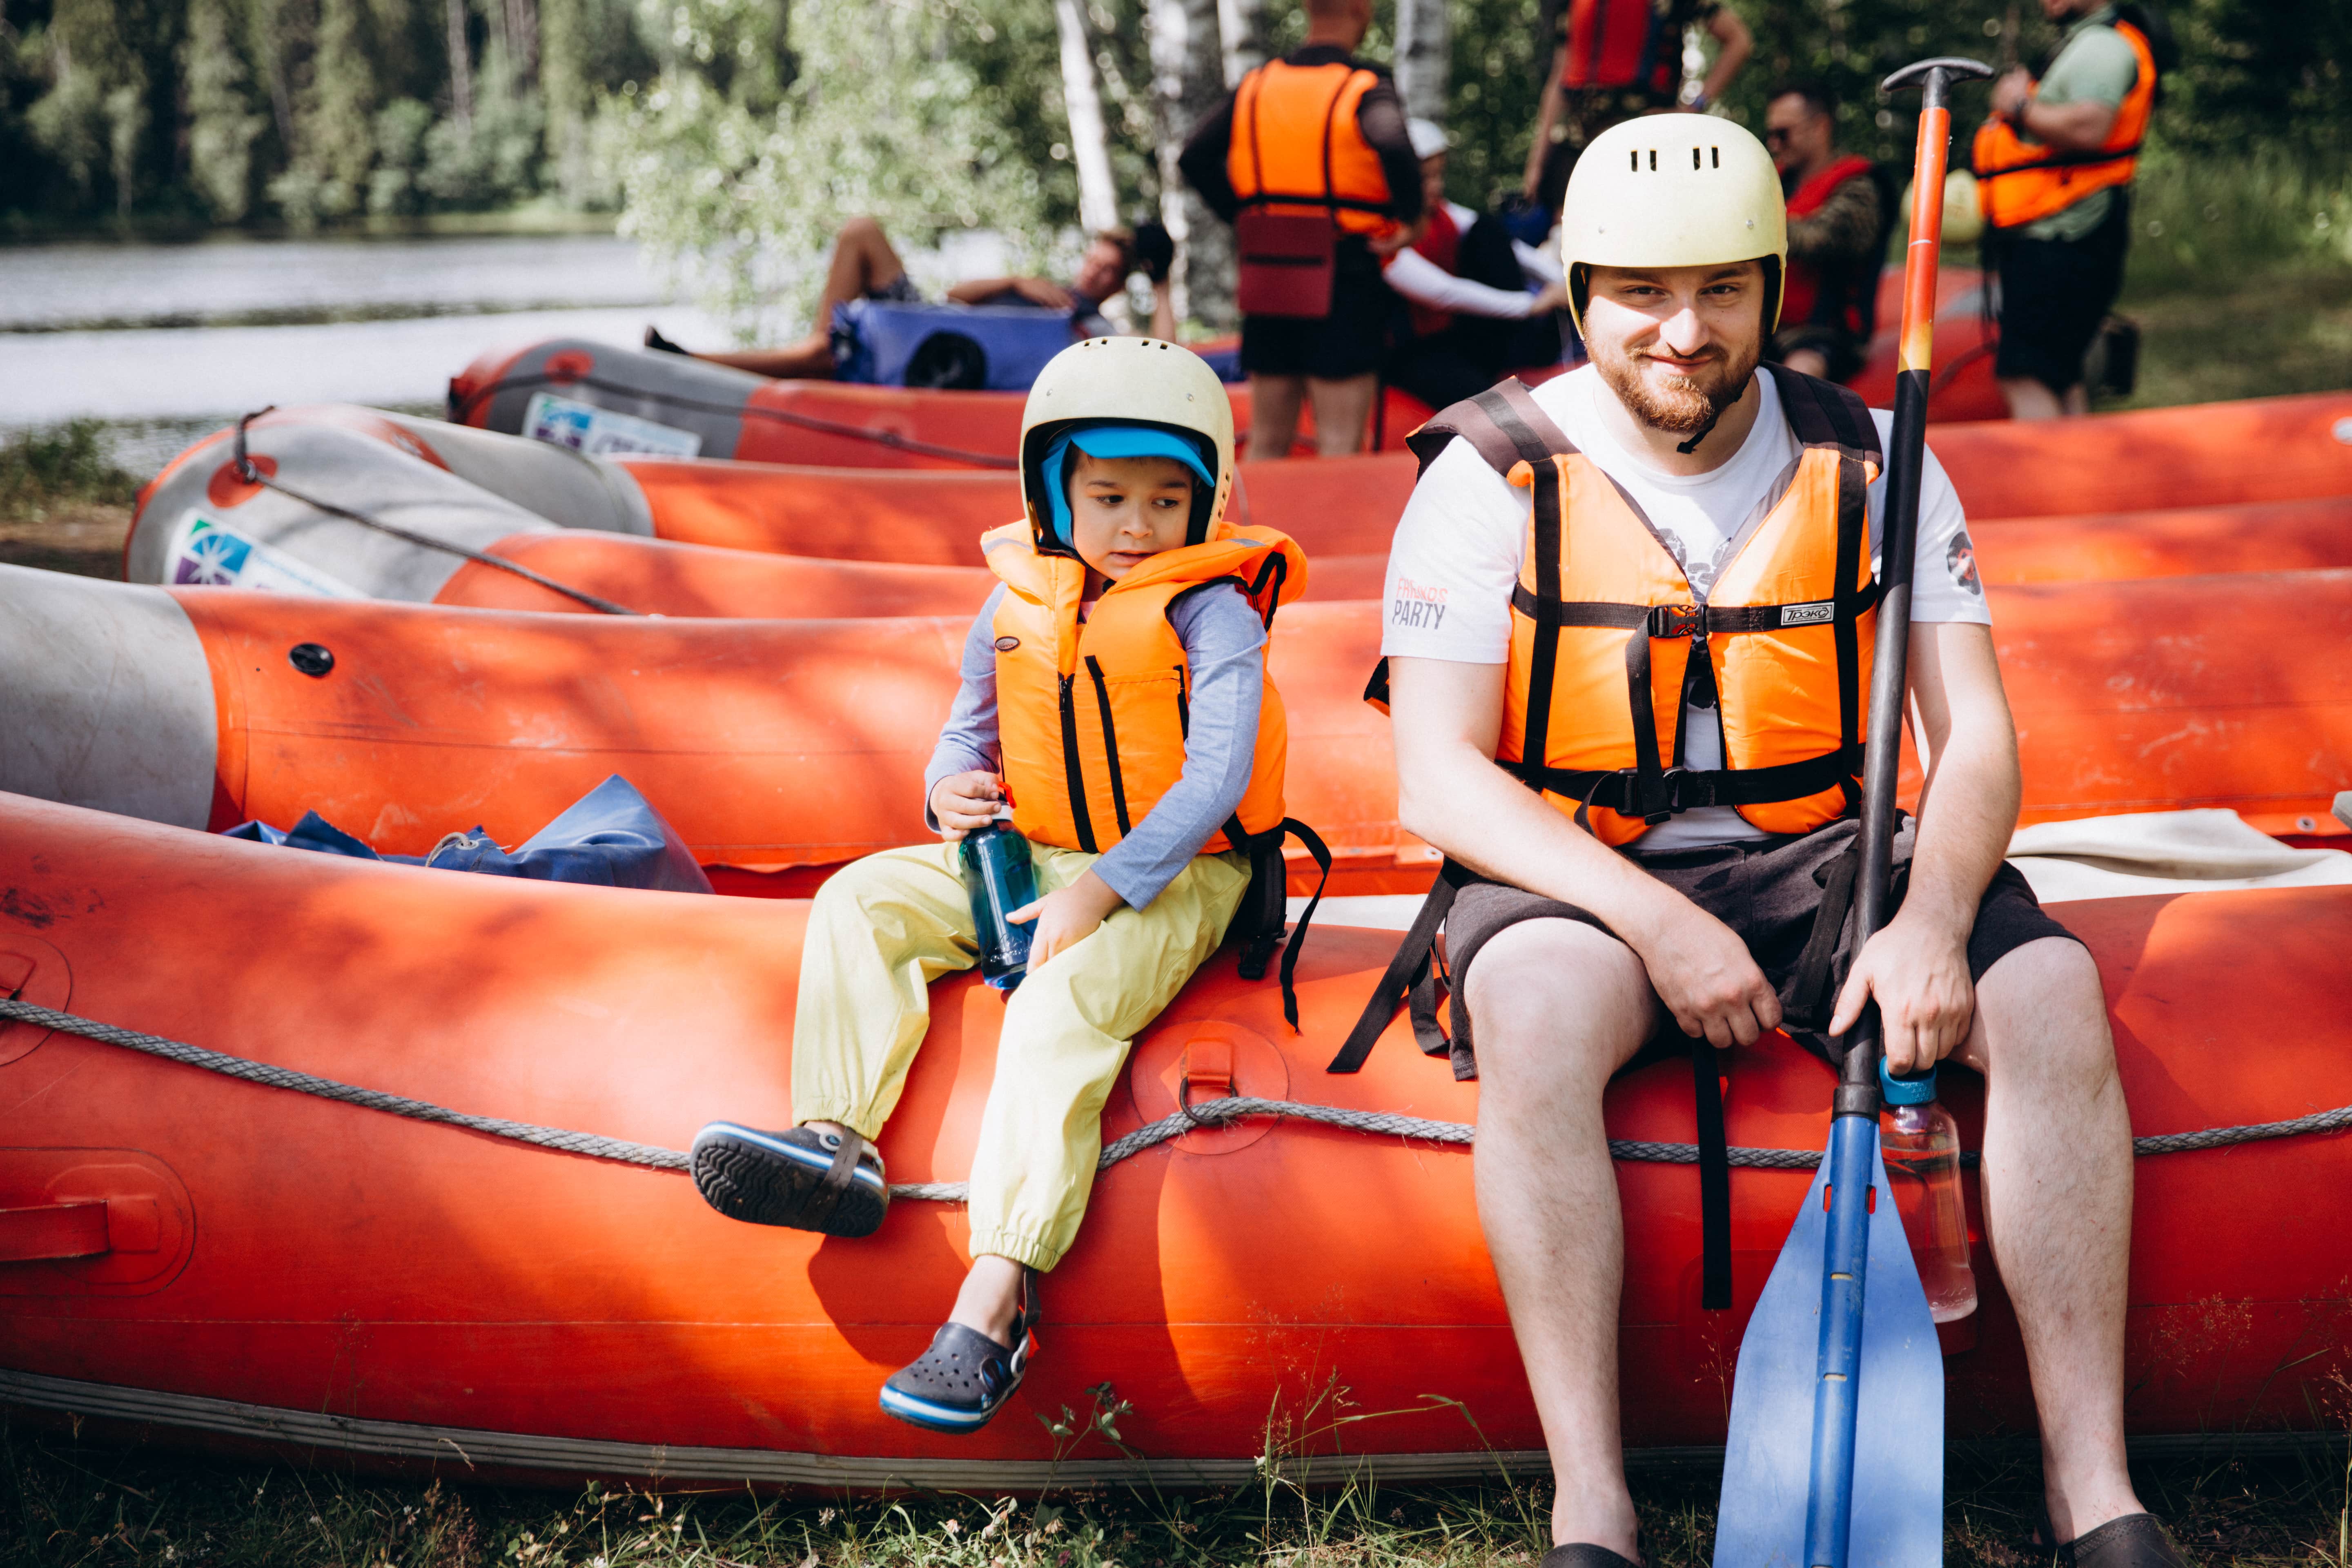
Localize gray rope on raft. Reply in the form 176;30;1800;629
6;997;2350;1203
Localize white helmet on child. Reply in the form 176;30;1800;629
1018;337;1235;548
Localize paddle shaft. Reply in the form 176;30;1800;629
1803;57;1992;1568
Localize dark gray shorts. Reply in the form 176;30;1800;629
1436;816;2079;1080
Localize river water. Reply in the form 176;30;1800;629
0;229;1014;477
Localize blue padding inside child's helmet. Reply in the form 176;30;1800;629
1041;423;1218;546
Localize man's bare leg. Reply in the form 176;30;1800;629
1246;374;1307;460
1998;374;2067;421
1958;935;2145;1542
1467;918;1660;1561
693;216;907;379
1307;372;1379;455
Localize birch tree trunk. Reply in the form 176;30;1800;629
444;0;474;130
1216;0;1267;88
1053;0;1119;236
1149;0;1233;331
1394;0;1450;125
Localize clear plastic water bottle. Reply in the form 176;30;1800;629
1878;1060;1979;1323
959;815;1038;991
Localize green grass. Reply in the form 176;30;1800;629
2104;149;2352;410
0;419;140;579
6;1414;2348;1568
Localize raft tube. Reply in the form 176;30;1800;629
446;341;1436;466
2;793;2346;1485
7;566;2350;881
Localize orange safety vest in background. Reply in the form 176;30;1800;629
984;521;1306;855
1972;19;2157;231
1226;59;1401;239
1483;368;1882;846
1559;0;1682;100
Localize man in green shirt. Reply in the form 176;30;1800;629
1979;0;2154;418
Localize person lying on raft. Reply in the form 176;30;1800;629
688;337;1307;1435
645;217;1179;379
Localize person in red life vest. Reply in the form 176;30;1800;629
1366;116;2181;1567
1381;117;1576;412
1178;0;1423;459
1521;0;1753;220
644;219;1176;378
1763;79;1891;385
1975;0;2163;419
686;339;1310;1436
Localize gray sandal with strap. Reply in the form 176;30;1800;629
688;1120;889;1237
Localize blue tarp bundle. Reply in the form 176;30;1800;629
830;298;1076;391
221;774;714;895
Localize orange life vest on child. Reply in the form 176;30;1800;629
1369;367;1882;847
1226;59;1401;239
1971;18;2157;231
984;521;1307;855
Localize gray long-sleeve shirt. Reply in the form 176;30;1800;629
923;582;1268;910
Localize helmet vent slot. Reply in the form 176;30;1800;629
1648;149;1658;170
1712;146;1721;167
1692;147;1701;169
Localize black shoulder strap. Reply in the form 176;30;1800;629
1762;361;1882;467
1404;379;1577;480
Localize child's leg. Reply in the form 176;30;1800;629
956;848;1253;1332
791;840;984;1138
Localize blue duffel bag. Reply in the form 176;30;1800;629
830;298;1077;391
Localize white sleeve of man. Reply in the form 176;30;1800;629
1875;412;1989;624
1379;437;1524;663
1383;247;1538;319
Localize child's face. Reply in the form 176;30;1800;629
1064;451;1197;580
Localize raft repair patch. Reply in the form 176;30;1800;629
1947;529;1982;595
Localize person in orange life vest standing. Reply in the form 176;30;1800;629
688;338;1307;1436
1975;0;2161;419
1177;0;1423;459
1521;0;1753;220
1381;117;1577;413
1369;117;2178;1567
1762;80;1890;385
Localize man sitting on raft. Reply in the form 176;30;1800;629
646;217;1178;379
689;337;1306;1434
1369;118;2179;1566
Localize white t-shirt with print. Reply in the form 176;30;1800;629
1381;364;1989;852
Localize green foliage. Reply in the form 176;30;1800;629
183;0;269;221
0;418;139;523
610;0;1056;342
1443;0;1548;210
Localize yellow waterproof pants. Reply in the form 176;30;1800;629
791;839;1250;1271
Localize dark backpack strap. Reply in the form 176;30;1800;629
1403;379;1578;479
1328;858;1470;1072
1691;1035;1733;1311
1229;816;1332;1032
1761;361;1882;467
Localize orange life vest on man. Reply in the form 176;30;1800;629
984;520;1306;856
1370;367;1882;848
1971;17;2157;230
1225;58;1401;239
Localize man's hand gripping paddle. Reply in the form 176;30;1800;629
1712;57;1993;1568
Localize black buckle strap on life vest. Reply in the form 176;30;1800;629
1783;835;1864;1032
1328;856;1471;1073
1762;361;1883;469
1504;746;1866;817
1404;379;1576;480
1229;816;1332;1031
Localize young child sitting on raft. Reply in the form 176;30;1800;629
690;336;1308;1435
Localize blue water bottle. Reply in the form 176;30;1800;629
960;814;1038;990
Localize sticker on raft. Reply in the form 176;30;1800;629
167;511;365;598
522;392;704;458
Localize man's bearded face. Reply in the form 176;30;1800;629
1581;262;1768;437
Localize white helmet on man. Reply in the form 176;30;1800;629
1557;116;1789;333
1018;336;1235;550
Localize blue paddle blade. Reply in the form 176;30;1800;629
1713;1143;1945;1568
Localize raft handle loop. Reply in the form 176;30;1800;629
230;409;642;617
3;995;2348;1206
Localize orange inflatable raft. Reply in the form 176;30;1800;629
8;566;2350;897
129;399;2352;604
3;792;2348;1486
